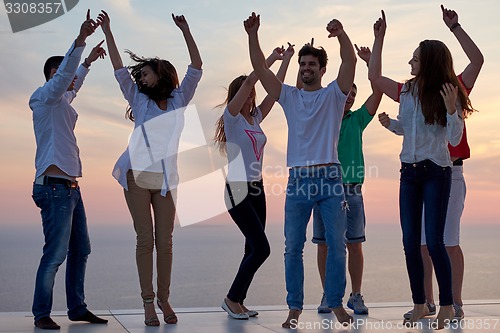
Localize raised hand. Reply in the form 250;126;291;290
78;9;98;41
302;37;314;48
283;42;295;59
355;44;371;64
378;112;391;128
326;19;344;38
86;40;107;64
441;4;458;29
244;12;260;35
270;46;286;62
440;83;459;114
97;10;111;35
172;14;190;33
373;10;386;38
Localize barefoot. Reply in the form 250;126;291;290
404;303;429;326
282;309;301;329
332;306;353;326
433;305;454;330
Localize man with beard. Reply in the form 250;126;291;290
244;12;356;328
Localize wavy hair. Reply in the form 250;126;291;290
298;44;328;68
124;50;179;121
403;40;475;127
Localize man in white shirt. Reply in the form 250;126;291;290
30;10;108;330
244;12;356;327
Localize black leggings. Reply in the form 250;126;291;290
225;181;270;304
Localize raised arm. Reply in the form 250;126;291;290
441;5;483;89
172;14;202;70
355;45;383;116
227;47;284;117
43;10;96;104
72;40;107;94
245;12;282;101
327;19;356;95
98;10;124;70
368;10;399;101
74;9;97;48
276;43;294;83
259;43;295;119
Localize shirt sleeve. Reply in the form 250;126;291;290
223;106;242;124
353;104;374;130
40;42;85;105
64;64;89;104
173;65;203;107
387;118;404;136
457;73;473;95
326;80;348;116
114;67;148;116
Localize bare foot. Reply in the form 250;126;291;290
282;309;301;329
332;306;353;326
433;305;454;330
404;303;429;326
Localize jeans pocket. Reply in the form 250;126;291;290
51;185;71;198
32;185;49;208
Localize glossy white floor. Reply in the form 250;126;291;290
2;301;500;333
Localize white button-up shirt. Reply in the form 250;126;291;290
30;42;88;179
387;84;464;167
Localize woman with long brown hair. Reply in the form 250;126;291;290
215;43;294;320
98;11;202;326
369;10;473;329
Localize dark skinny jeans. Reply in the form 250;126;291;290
400;160;453;306
225;180;270;304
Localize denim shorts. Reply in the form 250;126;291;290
312;183;366;244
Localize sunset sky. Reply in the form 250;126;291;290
1;0;499;228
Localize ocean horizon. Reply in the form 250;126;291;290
1;222;499;313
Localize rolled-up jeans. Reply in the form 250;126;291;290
284;164;347;310
32;183;91;321
400;159;453;306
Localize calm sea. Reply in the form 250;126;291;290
1;222;499;312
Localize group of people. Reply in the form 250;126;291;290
29;5;482;331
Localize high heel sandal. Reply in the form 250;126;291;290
143;299;160;327
157;300;178;324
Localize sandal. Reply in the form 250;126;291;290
157;300;178;324
143;299;160;327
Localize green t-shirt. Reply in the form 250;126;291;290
338;104;374;184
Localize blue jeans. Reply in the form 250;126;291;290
284;164;347;310
312;183;366;244
32;183;91;321
400;160;453;306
